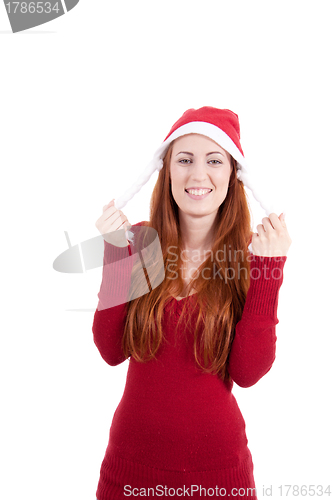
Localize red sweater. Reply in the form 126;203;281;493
93;222;287;500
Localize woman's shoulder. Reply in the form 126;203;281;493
132;220;150;227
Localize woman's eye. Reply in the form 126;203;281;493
178;158;222;165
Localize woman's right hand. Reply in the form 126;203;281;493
95;199;132;247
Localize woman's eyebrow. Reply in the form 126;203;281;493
207;151;225;157
176;151;225;157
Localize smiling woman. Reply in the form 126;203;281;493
170;134;232;214
93;106;291;500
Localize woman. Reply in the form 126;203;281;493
93;107;292;499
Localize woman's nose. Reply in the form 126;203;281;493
190;161;209;180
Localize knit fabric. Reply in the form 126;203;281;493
92;222;287;500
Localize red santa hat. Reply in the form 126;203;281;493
114;106;275;223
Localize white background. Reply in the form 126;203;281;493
1;1;332;499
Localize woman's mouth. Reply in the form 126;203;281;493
185;188;212;200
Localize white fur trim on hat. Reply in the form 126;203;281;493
156;121;249;173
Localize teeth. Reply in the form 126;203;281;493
186;189;212;195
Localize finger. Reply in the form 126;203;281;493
113;213;126;228
119;219;131;231
256;224;265;236
104;203;123;221
262;216;275;232
269;212;284;230
278;212;287;228
114;212;130;230
101;214;127;235
103;199;115;212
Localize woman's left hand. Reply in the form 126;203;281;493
251;213;292;257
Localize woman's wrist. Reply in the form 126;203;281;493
243;254;287;318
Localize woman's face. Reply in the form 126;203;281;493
169;134;232;218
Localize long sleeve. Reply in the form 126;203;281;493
92;221;147;366
92;241;133;366
227;254;287;388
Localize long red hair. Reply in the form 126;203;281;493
122;141;252;380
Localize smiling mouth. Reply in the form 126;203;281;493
185;189;213;195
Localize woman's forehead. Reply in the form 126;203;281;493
172;134;228;155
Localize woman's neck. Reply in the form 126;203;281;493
179;212;216;253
